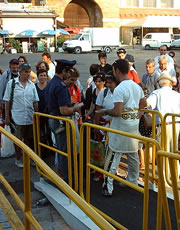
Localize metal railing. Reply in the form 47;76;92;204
33;112;78;192
0;126;116;230
156;150;180;230
79;122;161;230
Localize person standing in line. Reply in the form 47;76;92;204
46;59;81;182
155;55;177;87
116;48;136;69
96;59;147;196
154;44;174;70
0;59;19;119
142;59;160;95
42;52;55;79
147;73;180;185
3;63;39;168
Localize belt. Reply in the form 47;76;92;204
120;113;139;120
157;121;180;127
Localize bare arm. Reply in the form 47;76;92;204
33;102;39;112
60;103;80;116
4;101;10;125
139;97;148;109
94;105;103;125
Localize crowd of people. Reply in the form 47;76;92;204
0;45;180;196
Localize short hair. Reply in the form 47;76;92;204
36;60;49;71
146;59;155;65
18;56;28;63
37;69;48;77
89;64;100;76
160;44;167;50
98;51;107;60
112;59;129;74
70;67;80;78
105;71;118;84
158;55;168;62
117;48;126;54
42;52;51;60
19;63;31;72
93;71;106;82
159;79;172;86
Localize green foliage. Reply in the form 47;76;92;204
8;38;21;50
57;37;65;47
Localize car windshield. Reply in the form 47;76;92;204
71;34;82;40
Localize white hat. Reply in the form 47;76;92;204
157;73;173;82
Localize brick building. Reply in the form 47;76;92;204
31;0;180;45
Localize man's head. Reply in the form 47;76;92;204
117;48;126;59
146;59;155;75
112;59;129;82
65;67;80;88
158;55;168;71
9;59;19;75
42;52;52;64
98;52;107;66
157;73;173;87
19;63;32;80
55;59;76;80
125;54;134;67
159;45;167;55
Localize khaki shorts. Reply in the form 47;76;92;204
15;124;33;141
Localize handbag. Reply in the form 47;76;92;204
1;125;15;157
143;113;152;129
90;140;105;167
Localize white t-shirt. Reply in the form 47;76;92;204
48;62;56;79
96;88;114;120
109;80;144;153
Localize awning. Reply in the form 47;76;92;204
121;16;180;28
19;30;38;36
56;28;70;35
41;29;56;36
0;30;9;36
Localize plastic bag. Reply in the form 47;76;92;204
1;125;15;157
90;140;105;167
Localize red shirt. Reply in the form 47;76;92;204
68;84;81;103
128;70;141;83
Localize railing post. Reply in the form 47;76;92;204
23;150;31;230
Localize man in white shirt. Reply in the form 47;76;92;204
42;52;56;79
4;63;39;168
155;55;177;86
154;44;174;70
96;59;147;196
147;73;180;185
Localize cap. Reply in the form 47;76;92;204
55;59;76;68
157;73;173;82
9;59;19;65
125;54;135;63
117;48;126;54
19;63;31;72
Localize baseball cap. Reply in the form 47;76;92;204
19;63;31;72
117;48;126;54
125;54;135;63
9;59;19;65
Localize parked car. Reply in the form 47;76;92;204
142;33;173;50
171;34;180;48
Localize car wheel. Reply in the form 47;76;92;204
104;46;111;53
74;47;82;54
145;45;150;50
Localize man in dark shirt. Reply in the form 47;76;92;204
98;51;112;74
46;59;80;182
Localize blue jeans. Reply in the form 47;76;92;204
49;118;69;182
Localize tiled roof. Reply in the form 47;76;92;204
120;8;180;18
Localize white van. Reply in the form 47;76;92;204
171;34;180;48
142;33;173;50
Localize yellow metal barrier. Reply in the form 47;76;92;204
0;126;116;230
156;150;180;230
163;113;180;187
33;112;78;192
79;122;161;230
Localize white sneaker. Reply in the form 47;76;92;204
15;159;23;168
